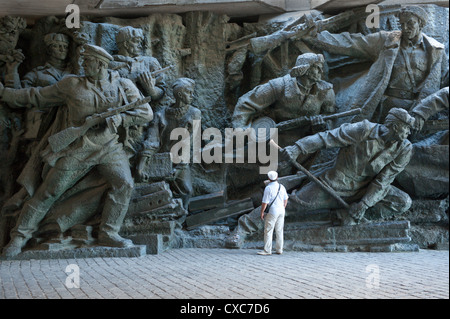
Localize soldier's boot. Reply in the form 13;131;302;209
2;235;27;257
225;206;262;249
98;202;133;248
2;203;45;257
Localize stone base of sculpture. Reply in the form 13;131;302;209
244;220;417;252
0;244;146;261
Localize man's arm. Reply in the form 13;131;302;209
260;203;268;220
411;87;449;130
118;78;153;128
232;77;284;129
304;30;391;61
282;120;374;161
0;77;66;109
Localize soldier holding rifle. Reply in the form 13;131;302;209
0;44;152;257
232;52;336;148
227;108;415;248
280;108;415;226
225;52;337;205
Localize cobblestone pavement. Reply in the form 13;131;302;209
0;248;448;300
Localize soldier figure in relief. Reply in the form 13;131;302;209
0;44;153;257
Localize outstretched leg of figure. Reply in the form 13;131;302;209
3;166;90;257
367;185;412;219
97;160;135;248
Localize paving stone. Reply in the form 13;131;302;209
0;248;448;300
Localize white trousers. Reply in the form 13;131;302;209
263;212;285;253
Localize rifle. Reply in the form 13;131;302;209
47;96;152;153
112;63;174;77
269;139;349;209
276;108;362;132
249;9;361;55
422;119;449;132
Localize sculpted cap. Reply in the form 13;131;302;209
290;53;324;77
44;33;70;47
81;44;113;63
385;108;416;127
399;5;428;25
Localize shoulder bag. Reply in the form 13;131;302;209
263;184;281;214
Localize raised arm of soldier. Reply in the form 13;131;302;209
410;86;449;131
137;69;165;101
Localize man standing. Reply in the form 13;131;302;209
258;171;288;256
0;44;152;257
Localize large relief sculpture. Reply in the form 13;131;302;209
0;3;448;259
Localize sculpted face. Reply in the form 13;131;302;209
391;122;411;142
49;41;69;61
0;27;20;53
124;37;143;57
82;56;108;80
305;63;323;83
176;85;195;105
400;15;422;42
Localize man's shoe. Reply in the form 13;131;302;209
98;232;134;248
276;251;283;255
257;251;271;256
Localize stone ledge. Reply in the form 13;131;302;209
0;245;147;261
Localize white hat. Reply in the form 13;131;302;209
267;171;278;181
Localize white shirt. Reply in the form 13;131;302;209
262;181;288;216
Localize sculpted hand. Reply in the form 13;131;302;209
12;49;25;63
280;144;302;162
413;115;425;132
137;156;150;182
348;201;368;221
84;113;103;128
5;49;25;73
310;115;327;133
138;70;156;96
